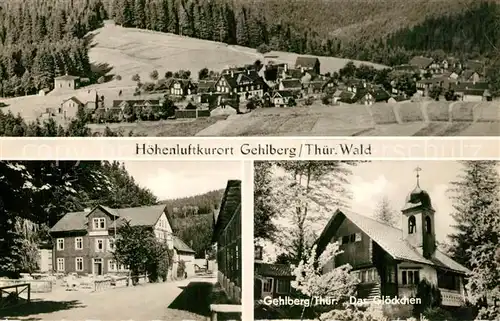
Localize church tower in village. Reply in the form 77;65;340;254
401;167;436;259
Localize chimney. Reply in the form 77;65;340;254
231;71;234;77
284;64;288;72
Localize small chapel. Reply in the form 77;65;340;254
316;169;470;308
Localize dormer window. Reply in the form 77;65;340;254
93;218;106;230
408;215;416;234
425;216;432;234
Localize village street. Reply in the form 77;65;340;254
0;276;217;321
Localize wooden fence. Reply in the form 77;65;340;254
0;279;52;293
93;274;148;292
0;284;30;310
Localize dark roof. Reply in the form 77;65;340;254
55;74;80;81
212;180;241;243
461;70;479;81
50;204;170;233
409;56;434;69
173;235;195;254
316;209;470;274
166;78;194;89
287;69;304;79
452;82;489;94
308;80;326;90
465;60;484;73
280;79;302;89
255;263;293;277
218;70;263;89
112;99;161;108
63;97;84;106
339;91;356;102
368;86;391;101
197;80;216;93
295;56;320;69
273;90;295;98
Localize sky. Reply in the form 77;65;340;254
347;160;464;243
123;161;242;200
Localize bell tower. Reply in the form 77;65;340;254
401;167;436;259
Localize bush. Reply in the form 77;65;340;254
304;96;314;106
423;307;454;321
414;279;442;317
97;76;105;84
257;43;271;54
115;75;122;81
177;260;186;278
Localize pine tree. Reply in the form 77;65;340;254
448;161;500;319
374;195;397;227
134;0;146;29
448;161;500;267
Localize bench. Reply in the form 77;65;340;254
209;304;242;321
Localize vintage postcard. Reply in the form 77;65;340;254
0;160;242;321
0;0;498;137
254;160;500;321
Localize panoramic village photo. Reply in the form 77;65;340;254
0;0;499;136
0;160;242;321
254;160;500;321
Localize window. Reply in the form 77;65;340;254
342;236;350;244
75;237;83;250
262;278;273;293
95;239;104;252
276;279;291;294
57;238;64;250
93;218;106;230
355;233;362;242
350;234;356;242
57;258;65;271
401;269;420;285
408;216;416;234
108;238;115;251
425;216;432;234
75;257;83;271
108;260;117;272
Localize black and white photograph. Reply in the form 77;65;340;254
0;1;499;137
254;160;500;320
0;160;242;321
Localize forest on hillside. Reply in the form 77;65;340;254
0;160;157;276
105;0;500;66
0;0;107;98
162;189;224;257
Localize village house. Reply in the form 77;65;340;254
464;60;485;74
59;97;84;119
49;204;194;277
451;82;492;102
197;80;217;94
213;180;242;304
315;173;470;310
272;90;296;107
54;74;80;91
416;78;444;96
408;56;434;74
215;68;265;101
166;78;196;96
278;78;302;92
353;86;391;105
38;88;51;96
295;56;321;75
172;236;196;278
255;264;294;299
460;70;481;83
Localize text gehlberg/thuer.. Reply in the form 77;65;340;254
263;295;421;307
135;143;372;158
